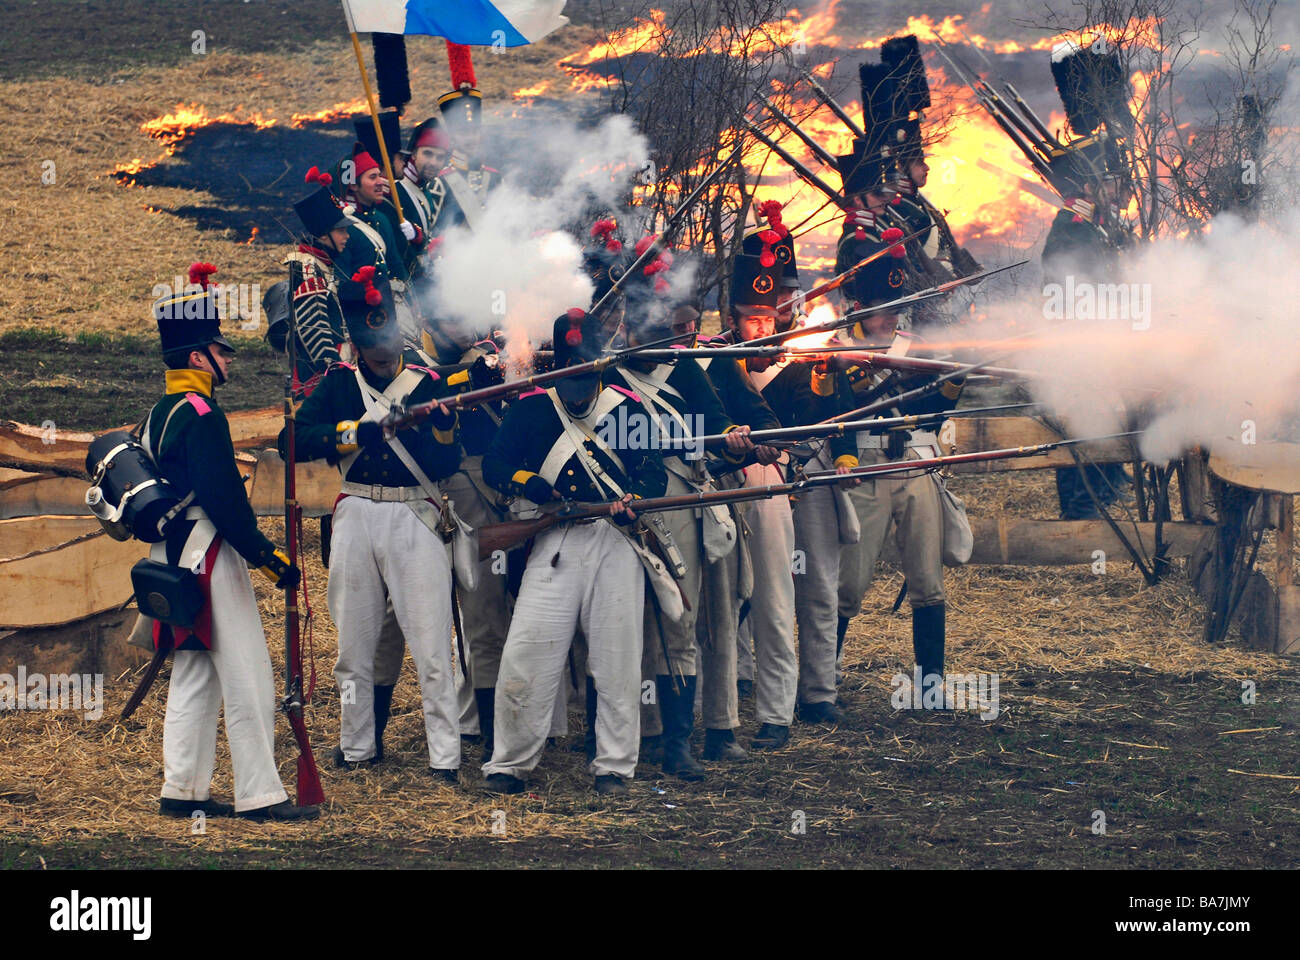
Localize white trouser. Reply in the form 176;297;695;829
484;520;644;780
738;463;797;726
329;496;458;768
162;540;288;813
792;470;843;706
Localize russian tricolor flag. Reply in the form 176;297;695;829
344;0;568;46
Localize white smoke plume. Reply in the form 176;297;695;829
426;114;650;352
969;206;1300;468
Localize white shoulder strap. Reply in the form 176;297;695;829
538;387;631;497
617;365;690;436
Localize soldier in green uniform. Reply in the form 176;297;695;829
147;264;317;821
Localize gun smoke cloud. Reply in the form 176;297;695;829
426;114;651;352
972;205;1300;465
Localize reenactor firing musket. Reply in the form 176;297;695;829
741;259;1028;351
772;225;932;314
381;329;691;432
477;432;1140;558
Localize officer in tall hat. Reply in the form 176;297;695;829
436;42;501;232
266;178;352;396
612;238;763;780
146;263;317;821
482;307;668;796
1042;36;1134;519
831;238;961;709
290;269;465;781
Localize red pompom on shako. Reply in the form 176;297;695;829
188;262;218;289
565;308;585;346
590;218;622;252
304;165;333;188
352;265;382;306
881;227;907;258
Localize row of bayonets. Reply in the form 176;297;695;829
749;25;1099;219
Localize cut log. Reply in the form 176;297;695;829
1208;443;1300;494
0;472;92;519
1;408;286;475
879;518;1212;567
0;518;148;628
945;417;1139;472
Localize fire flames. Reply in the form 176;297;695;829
112;98;366;184
557;4;1247;274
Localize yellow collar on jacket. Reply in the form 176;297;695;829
165;368;214;397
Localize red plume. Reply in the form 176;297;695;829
188;262;217;289
446;41;477;91
758;199;788;238
634;235;657;258
566;307;586;322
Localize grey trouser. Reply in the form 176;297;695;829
838;449;946;621
792;467;843;706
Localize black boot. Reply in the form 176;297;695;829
657;675;706;782
912;603;948;709
474;688;495;763
372;683;395;763
836;616;850;659
584;676;598;765
703;728;747;761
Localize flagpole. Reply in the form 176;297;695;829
341;0;406;223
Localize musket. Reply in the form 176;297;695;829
654;402;1042;452
589;143;744;321
929;40;1059;185
610;344;887;362
827;350;1040;381
741;259;1028;351
952;24;1060;148
744;120;846;205
477;432;1139;557
773;225;933;315
382;330;690;433
756;93;841;169
282;259;326;807
800;70;867;139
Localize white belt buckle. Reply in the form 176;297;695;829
371;483;384;501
